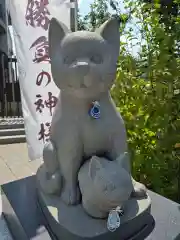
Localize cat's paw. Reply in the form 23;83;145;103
37;165;61;195
45;172;62;195
61;185;80;205
131;180;147;198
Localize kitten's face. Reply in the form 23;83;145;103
94;168;129;207
49;18;120;99
89;157;133;209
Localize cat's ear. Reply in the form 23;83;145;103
95;18;120;51
48;18;71;59
88;157;102;180
116;152;129;166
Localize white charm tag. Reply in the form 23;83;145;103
107;209;121;232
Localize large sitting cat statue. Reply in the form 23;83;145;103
38;17;147;206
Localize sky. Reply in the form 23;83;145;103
78;0;141;57
78;0;93;16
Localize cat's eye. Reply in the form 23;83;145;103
63;56;75;65
90;55;102;64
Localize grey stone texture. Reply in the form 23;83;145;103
78;155;133;218
37;181;152;240
36;17;151;239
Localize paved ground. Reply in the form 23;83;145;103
0;143;42;185
0;143;42;240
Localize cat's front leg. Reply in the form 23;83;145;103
57;131;83;205
60;155;82;205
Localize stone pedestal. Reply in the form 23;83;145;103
0;187;2;217
37;167;154;240
3;174;180;240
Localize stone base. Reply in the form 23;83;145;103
36;169;154;240
0;188;2;217
1;175;52;240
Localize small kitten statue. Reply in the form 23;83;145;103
78;154;133;219
40;17;146;206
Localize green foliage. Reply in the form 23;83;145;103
77;0;110;31
114;0;180;202
78;0;180;202
77;0;130;31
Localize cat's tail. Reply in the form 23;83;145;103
131;177;147;198
37;141;62;195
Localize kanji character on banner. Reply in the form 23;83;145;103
36;70;51;86
34;94;44;113
11;0;71;160
34;92;58;115
30;36;50;63
25;0;50;31
45;92;58;116
38;122;50;142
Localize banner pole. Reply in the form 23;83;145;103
70;0;78;32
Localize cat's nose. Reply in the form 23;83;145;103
77;61;89;76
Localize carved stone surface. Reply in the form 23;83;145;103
37;167;152;240
36;16;152;239
78;155;133;218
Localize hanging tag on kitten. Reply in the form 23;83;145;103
89;101;100;119
107;208;121;232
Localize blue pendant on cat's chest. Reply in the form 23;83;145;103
89;101;100;119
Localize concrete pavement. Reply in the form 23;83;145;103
0;143;42;185
0;143;43;240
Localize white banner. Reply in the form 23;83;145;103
8;0;72;160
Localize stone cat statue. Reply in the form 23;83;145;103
78;154;133;219
40;17;146;205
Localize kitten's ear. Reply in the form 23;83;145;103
48;18;71;59
95;18;120;51
88;157;102;180
116;152;129;166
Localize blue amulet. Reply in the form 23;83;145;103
89;101;100;119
